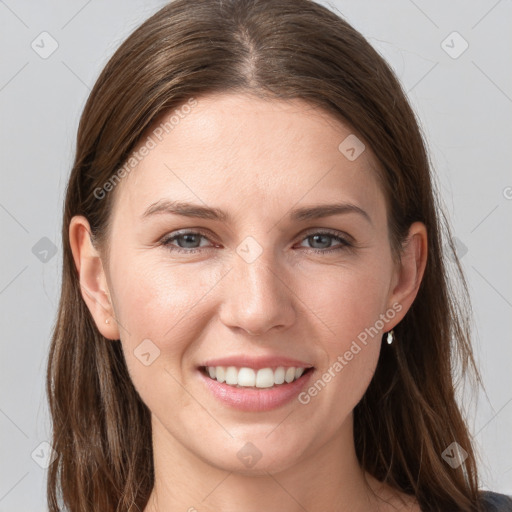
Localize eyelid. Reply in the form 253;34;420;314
159;228;216;247
300;227;354;243
159;227;353;244
159;227;355;255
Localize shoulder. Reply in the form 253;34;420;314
479;491;512;511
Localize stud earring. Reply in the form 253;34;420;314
105;318;110;324
386;329;394;345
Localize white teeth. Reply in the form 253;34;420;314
285;367;296;383
215;366;225;383
255;368;275;388
274;366;285;385
204;365;309;388
225;366;238;385
237;367;256;387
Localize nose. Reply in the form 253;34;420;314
218;245;296;336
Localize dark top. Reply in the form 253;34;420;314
479;491;512;511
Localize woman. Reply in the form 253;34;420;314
46;0;512;510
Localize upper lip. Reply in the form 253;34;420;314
200;355;314;370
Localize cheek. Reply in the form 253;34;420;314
110;254;214;340
111;248;391;364
296;258;392;343
108;253;225;402
108;256;207;413
299;272;384;426
296;261;389;402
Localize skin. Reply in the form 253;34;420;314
70;92;427;512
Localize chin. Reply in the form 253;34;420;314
202;438;307;476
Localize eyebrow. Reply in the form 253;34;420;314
141;199;372;225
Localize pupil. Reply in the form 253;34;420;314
312;234;329;249
182;234;198;248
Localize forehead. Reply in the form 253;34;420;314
113;92;385;223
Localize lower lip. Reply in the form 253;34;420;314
198;368;314;412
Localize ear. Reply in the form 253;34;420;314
385;221;428;327
69;215;120;340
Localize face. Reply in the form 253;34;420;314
78;92;420;475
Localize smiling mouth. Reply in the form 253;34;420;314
200;365;314;389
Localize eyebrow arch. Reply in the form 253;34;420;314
141;199;372;225
142;200;229;222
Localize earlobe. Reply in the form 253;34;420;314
69;215;120;340
386;221;428;326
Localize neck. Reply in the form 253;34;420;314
144;413;388;512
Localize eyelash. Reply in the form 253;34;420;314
159;229;353;255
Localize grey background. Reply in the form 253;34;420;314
0;0;511;509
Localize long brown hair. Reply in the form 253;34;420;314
47;0;485;510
